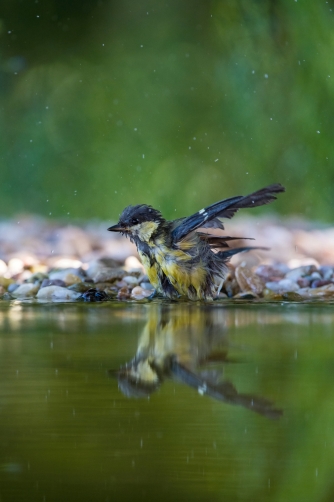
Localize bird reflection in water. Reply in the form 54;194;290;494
112;305;282;420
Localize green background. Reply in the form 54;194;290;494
1;0;333;220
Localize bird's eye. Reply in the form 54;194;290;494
131;218;139;225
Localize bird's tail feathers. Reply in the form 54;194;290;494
217;246;269;259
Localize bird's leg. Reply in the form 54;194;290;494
147;289;159;300
215;279;224;298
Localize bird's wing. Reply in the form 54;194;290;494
197;233;254;250
171;184;285;244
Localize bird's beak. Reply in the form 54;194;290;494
107;224;123;232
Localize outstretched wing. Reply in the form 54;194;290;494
197;232;254;250
171;183;285;244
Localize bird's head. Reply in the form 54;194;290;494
108;204;164;243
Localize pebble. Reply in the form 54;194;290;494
2;216;334;303
265;279;299;292
285;265;317;281
11;283;39;298
223;274;239;297
36;286;81;301
123;275;139;286
0;277;15;288
130;286;152;300
117;286;131;300
235;265;265;295
233;292;258;300
81;288;109;302
298;284;334;298
140;282;154;290
49;270;83;285
311;279;332;289
8;283;20;293
40;279;66;289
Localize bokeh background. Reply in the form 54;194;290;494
1;0;333;221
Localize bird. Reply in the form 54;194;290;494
108;183;285;300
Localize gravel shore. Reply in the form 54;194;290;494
1;215;334;302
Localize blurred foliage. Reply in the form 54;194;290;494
1;0;334;220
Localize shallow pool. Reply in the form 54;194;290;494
0;300;333;501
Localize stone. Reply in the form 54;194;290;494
40;279;66;289
36;286;81;301
0;277;15;289
140;282;154;291
12;283;39;298
298;284;334;298
26;272;49;284
223;273;239;298
123;275;139;285
311;280;333;289
7;283;20;293
254;264;287;279
233;292;258;299
117;286;131;300
49;269;84;285
285;265;317;282
235;265;265;295
131;286;152;300
68;282;96;293
90;267;125;283
80;288;110;302
265;279;299;292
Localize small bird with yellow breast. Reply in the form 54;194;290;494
108;184;285;300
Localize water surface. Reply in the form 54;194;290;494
0;300;334;501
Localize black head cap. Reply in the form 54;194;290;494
120;205;163;225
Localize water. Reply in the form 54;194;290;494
0;300;334;501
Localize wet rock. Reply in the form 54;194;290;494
116;280;127;288
49;270;83;285
299;284;334;298
90;267;125;283
285;265;317;282
265;279;299;292
311;279;333;289
254;264;287;279
262;289;285;300
12;283;39;298
37;286;81;301
131;286;152;300
41;279;67;289
8;283;20;293
235;265;265;295
2;292;13;300
297;278;310;288
223;273;240;298
103;286;118;297
26;272;49;284
117;286;131;300
86;259;125;283
81;288;110;302
281;292;304;301
123;275;139;286
319;266;333;281
233;292;258;300
0;277;15;289
140;282;154;291
310;272;322;280
68;282;96;293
